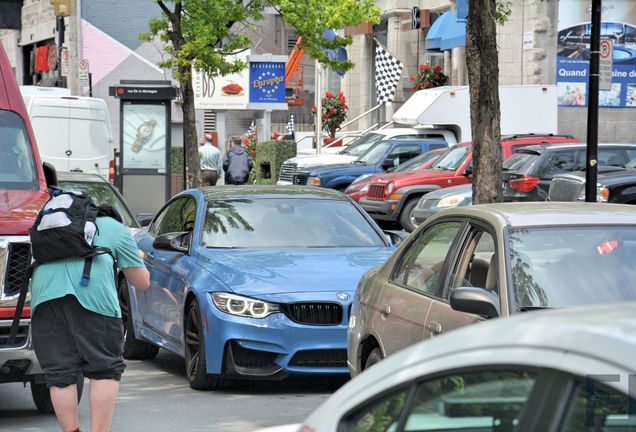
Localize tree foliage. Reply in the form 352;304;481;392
142;0;379;188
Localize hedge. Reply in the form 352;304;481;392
252;140;297;183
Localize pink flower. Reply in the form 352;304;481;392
330;108;337;114
434;65;441;72
312;105;317;113
420;65;429;71
325;91;334;99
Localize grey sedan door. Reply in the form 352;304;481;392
371;220;466;358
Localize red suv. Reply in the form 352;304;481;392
0;44;58;412
360;134;579;231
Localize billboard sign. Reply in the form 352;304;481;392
192;51;250;110
556;0;636;107
249;61;286;104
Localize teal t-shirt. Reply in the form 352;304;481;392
31;216;145;318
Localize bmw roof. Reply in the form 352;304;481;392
196;185;350;201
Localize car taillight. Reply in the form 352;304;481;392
509;176;540;193
109;159;115;183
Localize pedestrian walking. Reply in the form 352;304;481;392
198;133;223;186
223;136;254;185
29;202;150;432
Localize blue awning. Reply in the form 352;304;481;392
425;11;466;51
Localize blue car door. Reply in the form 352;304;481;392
140;197;196;342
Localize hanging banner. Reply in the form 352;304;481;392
192;50;250;110
556;0;636;108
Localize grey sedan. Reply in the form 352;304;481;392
348;202;636;377
259;303;636;432
411;184;473;226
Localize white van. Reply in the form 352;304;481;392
20;87;114;176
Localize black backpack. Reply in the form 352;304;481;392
29;189;114;286
8;189;115;346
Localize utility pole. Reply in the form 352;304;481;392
315;60;323;154
585;0;601;202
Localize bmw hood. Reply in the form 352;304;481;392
197;247;393;297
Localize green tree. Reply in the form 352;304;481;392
142;0;379;188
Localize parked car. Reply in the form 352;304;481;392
411;183;473;225
259;303;636;432
277;128;457;185
548;166;636;204
348;202;636;377
345;148;446;203
125;186;395;389
360;134;579;232
502;143;636;202
0;40;60;414
56;172;141;233
293;139;448;190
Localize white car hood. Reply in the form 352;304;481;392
285;154;357;169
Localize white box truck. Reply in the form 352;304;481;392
20;86;114;177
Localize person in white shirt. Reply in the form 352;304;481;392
198;133;223;186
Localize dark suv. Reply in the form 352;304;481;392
502;143;636;201
549;166;636;204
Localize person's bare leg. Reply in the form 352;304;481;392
89;379;120;432
50;384;79;432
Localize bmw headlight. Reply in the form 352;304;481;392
211;293;280;319
308;176;321;186
437;194;467;208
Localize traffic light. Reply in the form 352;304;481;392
50;0;71;17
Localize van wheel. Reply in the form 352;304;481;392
364;348;383;370
31;375;84;414
399;198;420;233
118;277;159;360
184;300;222;390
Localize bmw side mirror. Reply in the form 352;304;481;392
153;232;190;253
43;162;58;188
450;287;500;319
382;159;395;170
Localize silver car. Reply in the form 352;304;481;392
348;202;636;376
259;302;636;432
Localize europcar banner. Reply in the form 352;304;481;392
556;0;636;107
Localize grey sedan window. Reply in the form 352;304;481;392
392;222;463;297
346;388;409;432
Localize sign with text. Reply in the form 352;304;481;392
249;61;286;104
599;39;614;91
556;0;636;107
192;51;250;110
61;48;70;77
78;58;89;87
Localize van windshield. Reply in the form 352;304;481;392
0;110;38;190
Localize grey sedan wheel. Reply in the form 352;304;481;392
399;198;420;233
364;347;384;370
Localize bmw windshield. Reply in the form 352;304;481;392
203;198;386;248
508;226;636;310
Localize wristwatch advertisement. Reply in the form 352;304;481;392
122;103;167;170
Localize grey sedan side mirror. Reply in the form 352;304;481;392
450;287;500;319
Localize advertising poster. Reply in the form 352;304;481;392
192;51;250;110
122;103;167;170
557;0;636;107
249;61;286;104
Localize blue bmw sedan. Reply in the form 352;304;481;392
120;186;394;389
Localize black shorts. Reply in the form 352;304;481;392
32;294;126;388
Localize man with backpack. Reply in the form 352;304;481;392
223;136;254;185
28;193;149;432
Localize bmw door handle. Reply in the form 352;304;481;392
426;321;442;335
380;304;391;318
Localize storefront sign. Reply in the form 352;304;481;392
249;61;286;104
192;51;250;110
556;0;636;107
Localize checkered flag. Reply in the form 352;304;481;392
375;44;403;103
286;114;295;134
247;121;255;135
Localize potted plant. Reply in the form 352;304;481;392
242;132;258;157
410;64;448;90
312;91;348;146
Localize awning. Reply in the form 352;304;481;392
425;11;466;51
